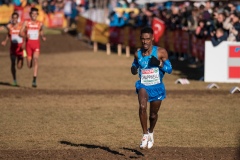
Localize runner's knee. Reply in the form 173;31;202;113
139;103;147;113
149;113;158;121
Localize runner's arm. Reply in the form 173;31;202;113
1;25;10;46
131;51;139;75
19;21;27;38
158;48;172;74
40;24;46;41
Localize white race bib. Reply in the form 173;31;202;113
11;34;23;43
141;68;160;86
28;29;39;40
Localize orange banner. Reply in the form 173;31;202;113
77;16;87;34
44;12;67;28
91;23;109;44
0;5;14;24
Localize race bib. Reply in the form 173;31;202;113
141;68;160;86
11;34;23;43
28;30;39;40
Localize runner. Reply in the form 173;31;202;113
19;7;46;88
131;27;172;149
1;12;24;86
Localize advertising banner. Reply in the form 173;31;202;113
204;41;240;83
0;5;14;24
91;23;109;44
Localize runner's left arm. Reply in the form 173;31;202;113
40;24;46;41
158;48;172;74
19;21;27;38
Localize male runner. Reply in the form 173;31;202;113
131;27;172;149
1;12;24;86
19;7;46;88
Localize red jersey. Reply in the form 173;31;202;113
8;23;23;45
25;20;43;57
7;23;23;56
25;20;42;43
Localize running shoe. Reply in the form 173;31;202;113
147;130;154;149
32;81;37;88
12;80;18;86
139;134;148;149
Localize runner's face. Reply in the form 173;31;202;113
12;15;18;24
30;11;38;21
141;33;153;50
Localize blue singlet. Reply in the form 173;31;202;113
134;46;166;102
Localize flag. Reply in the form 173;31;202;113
152;17;165;43
228;45;240;79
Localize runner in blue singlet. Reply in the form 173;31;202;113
131;27;172;149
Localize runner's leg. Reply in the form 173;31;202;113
10;55;16;83
138;88;149;134
149;100;162;133
32;51;39;87
17;56;23;69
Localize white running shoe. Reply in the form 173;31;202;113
139;134;149;149
148;131;154;149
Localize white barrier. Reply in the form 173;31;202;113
204;41;240;83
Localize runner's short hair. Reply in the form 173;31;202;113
141;27;153;35
12;12;19;18
30;7;39;13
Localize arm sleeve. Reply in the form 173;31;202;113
132;58;139;68
160;59;172;74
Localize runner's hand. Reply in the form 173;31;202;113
21;44;25;50
149;56;160;66
42;36;46;41
1;41;7;46
131;66;138;75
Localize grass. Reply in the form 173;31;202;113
0;50;239;152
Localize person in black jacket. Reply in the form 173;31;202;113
211;28;228;46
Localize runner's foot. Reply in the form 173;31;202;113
140;134;148;149
148;130;154;149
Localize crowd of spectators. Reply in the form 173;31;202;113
1;0;240;45
107;0;240;46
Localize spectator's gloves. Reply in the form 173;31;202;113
149;56;160;66
131;66;138;75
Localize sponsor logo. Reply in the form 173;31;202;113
142;69;154;74
229;45;240;58
235;47;240;52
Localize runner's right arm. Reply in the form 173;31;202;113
1;25;10;46
131;51;139;75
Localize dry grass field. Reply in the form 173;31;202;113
0;35;239;159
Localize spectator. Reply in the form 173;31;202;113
109;10;129;27
212;12;229;35
195;20;208;38
227;12;240;41
184;7;199;32
169;5;181;30
211;28;228;46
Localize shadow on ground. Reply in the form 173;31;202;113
0;82;19;87
59;140;145;159
60;141;125;156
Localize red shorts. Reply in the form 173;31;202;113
10;43;23;56
26;41;40;58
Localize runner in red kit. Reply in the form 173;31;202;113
19;7;46;88
1;12;24;86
